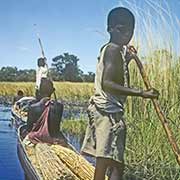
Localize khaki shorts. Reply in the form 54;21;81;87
81;104;126;163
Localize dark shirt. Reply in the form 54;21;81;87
27;98;63;137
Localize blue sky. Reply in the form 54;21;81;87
0;0;180;73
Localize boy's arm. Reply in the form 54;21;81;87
43;57;49;70
102;45;158;98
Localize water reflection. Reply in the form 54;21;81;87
0;104;93;180
0;105;24;180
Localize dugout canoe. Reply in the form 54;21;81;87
17;124;78;180
14;97;99;179
13;97;78;180
17;124;42;180
17;122;96;179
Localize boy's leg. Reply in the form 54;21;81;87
94;157;108;180
94;157;124;180
109;161;124;180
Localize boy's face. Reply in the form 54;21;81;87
112;24;134;45
38;59;45;67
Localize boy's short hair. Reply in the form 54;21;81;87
39;78;54;97
107;7;135;29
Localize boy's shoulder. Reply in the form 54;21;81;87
103;42;121;54
101;43;122;63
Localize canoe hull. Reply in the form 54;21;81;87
11;109;26;129
17;125;41;180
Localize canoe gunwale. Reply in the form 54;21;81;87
17;125;42;180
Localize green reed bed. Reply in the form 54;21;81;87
62;119;87;137
124;108;180;180
0;82;94;102
62;108;180;180
120;1;180;177
0;82;34;97
54;82;93;101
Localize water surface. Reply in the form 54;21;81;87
0;105;24;180
0;104;91;180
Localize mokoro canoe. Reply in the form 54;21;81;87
17;125;41;180
15;97;97;180
17;124;78;180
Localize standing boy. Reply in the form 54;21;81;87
35;57;48;100
81;7;159;180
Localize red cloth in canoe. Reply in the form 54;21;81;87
28;100;61;144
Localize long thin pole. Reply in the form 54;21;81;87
133;54;180;165
34;24;45;58
34;24;57;100
38;38;45;58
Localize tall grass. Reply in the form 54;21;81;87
0;82;94;102
117;1;180;179
54;82;93;101
62;119;87;137
0;82;35;97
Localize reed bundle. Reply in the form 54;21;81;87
25;145;42;177
20;111;27;117
51;144;108;180
35;143;80;180
13;105;27;117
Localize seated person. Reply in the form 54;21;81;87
27;78;63;137
15;96;36;111
13;90;24;104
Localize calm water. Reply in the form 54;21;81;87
0;105;24;180
0;105;92;180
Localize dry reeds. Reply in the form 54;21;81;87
35;143;80;180
0;82;94;102
51;144;96;180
